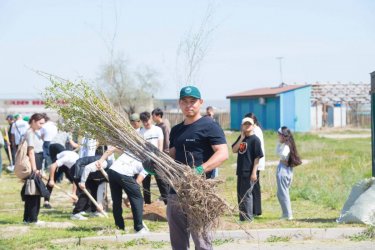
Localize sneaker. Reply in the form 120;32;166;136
6;165;14;172
78;211;88;216
136;227;149;234
43;203;52;209
280;216;293;221
33;220;46;226
71;213;88;220
90;211;105;217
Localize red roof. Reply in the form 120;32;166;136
226;84;309;98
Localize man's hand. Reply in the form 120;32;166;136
71;194;78;202
95;160;103;170
142;159;156;175
34;169;41;177
195;165;204;175
78;182;86;190
48;180;55;188
250;173;257;182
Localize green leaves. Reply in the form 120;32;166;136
43;77;131;143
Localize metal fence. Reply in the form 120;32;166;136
346;110;371;128
163;112;231;129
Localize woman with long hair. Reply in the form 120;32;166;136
276;126;301;220
22;113;46;224
245;113;265;216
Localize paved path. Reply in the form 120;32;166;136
318;134;371;139
52;227;373;249
214;239;374;250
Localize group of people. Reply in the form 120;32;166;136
0;85;302;250
232;113;301;222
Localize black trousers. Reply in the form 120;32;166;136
108;169;144;231
251;171;262;216
72;179;97;214
23;195;41;222
43;141;52;170
23;152;43;222
35;153;44;170
142;174;169;205
237;176;255;221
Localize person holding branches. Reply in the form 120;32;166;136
168;86;228;250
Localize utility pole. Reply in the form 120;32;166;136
371;71;375;177
276;57;284;84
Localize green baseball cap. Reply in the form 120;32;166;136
130;113;140;121
179;86;201;99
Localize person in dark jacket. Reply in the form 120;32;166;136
47;147;110;220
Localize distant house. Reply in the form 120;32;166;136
310;83;370;128
227;84;311;132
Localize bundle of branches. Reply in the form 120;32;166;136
42;75;232;236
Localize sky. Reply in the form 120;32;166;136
0;0;374;102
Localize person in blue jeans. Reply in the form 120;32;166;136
276;126;302;220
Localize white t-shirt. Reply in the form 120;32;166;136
276;143;290;161
51;131;71;146
79;137;97;158
56;151;80;168
80;160;108;183
40;121;58;142
11;119;29;145
25;129;44;153
139;125;163;148
254;126;266;171
110;153;147;178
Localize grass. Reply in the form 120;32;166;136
0;129;372;249
266;235;291;242
212;238;234;246
348;226;375;241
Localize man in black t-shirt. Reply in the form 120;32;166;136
232;117;263;221
168;85;228;250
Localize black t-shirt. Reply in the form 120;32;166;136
170;116;227;169
232;134;263;177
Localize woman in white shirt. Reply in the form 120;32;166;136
276;126;302;220
23;113;46;224
245;113;265;216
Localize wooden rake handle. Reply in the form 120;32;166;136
42;176;78;202
82;188;108;218
99;167;109;181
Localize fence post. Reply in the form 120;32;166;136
371;71;375;177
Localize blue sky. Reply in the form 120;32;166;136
0;0;374;101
